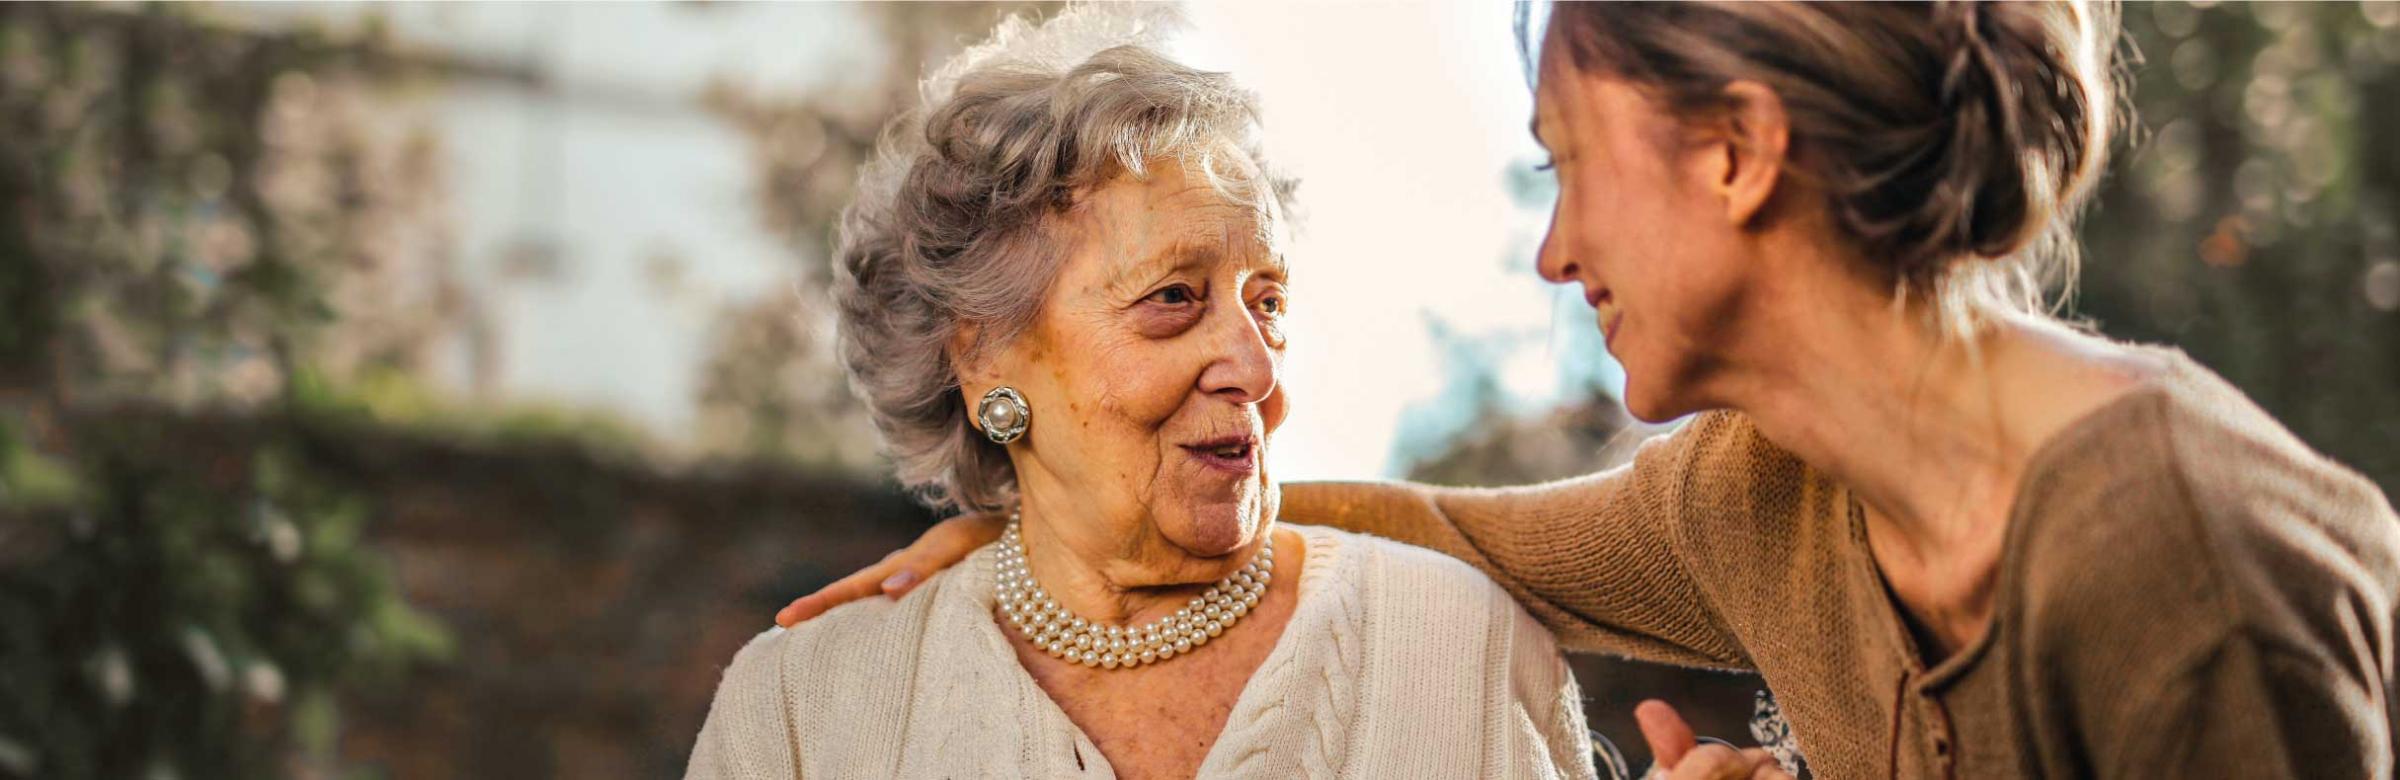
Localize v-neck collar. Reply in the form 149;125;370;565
1844;355;2180;690
926;524;1350;778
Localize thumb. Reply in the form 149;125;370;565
1636;699;1698;769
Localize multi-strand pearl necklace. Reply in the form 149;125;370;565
994;512;1272;670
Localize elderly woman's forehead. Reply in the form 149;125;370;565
1071;203;1285;283
1076;174;1277;239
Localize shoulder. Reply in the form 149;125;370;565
1298;524;1579;658
2148;360;2400;637
1307;524;1514;603
1999;351;2400;773
2011;353;2400;665
689;555;1000;775
2145;358;2396;552
1302;526;1562;651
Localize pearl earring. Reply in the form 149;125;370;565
978;386;1030;444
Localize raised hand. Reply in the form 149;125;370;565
1638;700;1793;780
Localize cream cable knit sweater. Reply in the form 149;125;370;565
684;524;1598;779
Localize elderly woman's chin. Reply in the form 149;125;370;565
1152;469;1279;559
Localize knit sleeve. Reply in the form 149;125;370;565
1280;413;1748;669
683;628;801;780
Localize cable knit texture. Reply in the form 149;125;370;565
683;525;1596;779
1284;345;2400;779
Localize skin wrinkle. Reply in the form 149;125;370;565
961;159;1301;779
954;157;1289;612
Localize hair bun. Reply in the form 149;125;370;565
1902;0;2111;272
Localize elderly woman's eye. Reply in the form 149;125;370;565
1255;294;1286;317
1146;285;1198;306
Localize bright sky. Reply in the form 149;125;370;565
218;2;1622;481
1176;4;1615;479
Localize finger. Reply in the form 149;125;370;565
1668;743;1740;780
877;568;921;597
1636;699;1698;769
1730;749;1786;780
776;557;906;627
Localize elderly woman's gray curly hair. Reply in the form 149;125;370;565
833;5;1296;512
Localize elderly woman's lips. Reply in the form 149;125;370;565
1180;440;1258;475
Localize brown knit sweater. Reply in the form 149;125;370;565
1284;349;2400;778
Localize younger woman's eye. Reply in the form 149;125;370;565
1533;158;1556;172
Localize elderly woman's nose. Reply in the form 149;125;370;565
1195;308;1280;404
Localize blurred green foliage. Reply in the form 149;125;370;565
0;415;450;779
0;3;1053;776
0;5;464;777
2078;0;2400;495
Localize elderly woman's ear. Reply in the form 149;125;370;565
949;322;1037;445
947;322;996;393
770;300;1017;628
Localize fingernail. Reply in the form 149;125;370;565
881;571;918;594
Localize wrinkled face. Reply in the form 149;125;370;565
968;160;1290;570
1531;38;1760;422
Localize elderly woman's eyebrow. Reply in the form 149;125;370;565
1104;242;1215;291
1110;229;1271;288
1262;253;1290;282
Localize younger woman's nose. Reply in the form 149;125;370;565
1535;216;1581;285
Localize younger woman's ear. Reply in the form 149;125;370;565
1709;80;1791;229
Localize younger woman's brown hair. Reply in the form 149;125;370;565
1527;0;2129;337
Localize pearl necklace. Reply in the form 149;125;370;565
994;513;1272;670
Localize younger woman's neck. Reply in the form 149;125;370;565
1715;263;2151;652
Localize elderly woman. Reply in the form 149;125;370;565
682;11;1600;780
